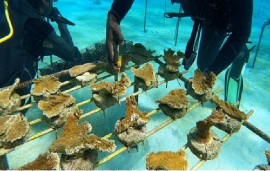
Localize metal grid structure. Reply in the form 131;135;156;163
0;45;269;170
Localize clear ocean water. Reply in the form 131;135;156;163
4;0;270;169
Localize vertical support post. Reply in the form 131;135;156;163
252;19;269;68
0;155;9;170
46;18;53;66
174;4;182;46
144;0;148;33
133;66;139;103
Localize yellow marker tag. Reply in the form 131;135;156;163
117;55;122;68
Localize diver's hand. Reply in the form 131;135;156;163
182;52;196;70
106;13;124;74
49;7;61;23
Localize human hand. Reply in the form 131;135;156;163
49;7;61;22
106;13;124;74
182;52;196;70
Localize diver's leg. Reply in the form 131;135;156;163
224;45;249;107
207;0;252;75
197;26;226;71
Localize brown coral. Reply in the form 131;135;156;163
91;73;131;109
115;96;149;133
131;63;158;89
0;79;20;114
0;113;30;148
92;73;131;97
129;43;155;65
50;116;116;155
146;149;188;170
69;63;99;77
38;93;75;118
31;76;61;97
44;107;82;128
212;96;248;121
19;152;60;170
187;109;224;160
196;109;225;144
157;89;189;109
163;48;185;72
192;69;216;95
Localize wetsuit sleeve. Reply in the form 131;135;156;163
43;22;81;61
23;18;54;57
44;30;81;61
208;0;253;75
24;18;81;61
108;0;134;23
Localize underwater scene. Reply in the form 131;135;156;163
0;0;270;170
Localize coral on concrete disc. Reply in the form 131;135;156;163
69;63;99;77
192;69;216;95
50;116;116;155
163;48;185;72
115;96;149;147
0;79;20;115
212;95;248;121
146;149;188;170
19;152;60;170
91;73;131;109
38;93;75;118
131;63;157;87
31;76;61;97
187;109;225;160
157;89;189;109
0;113;30;148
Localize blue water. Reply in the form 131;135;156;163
6;0;270;169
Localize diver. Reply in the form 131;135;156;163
106;0;253;107
175;0;253;107
0;0;81;99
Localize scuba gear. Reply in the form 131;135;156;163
0;0;14;43
224;44;255;108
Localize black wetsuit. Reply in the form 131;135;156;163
108;0;253;76
199;0;253;75
108;0;134;23
0;0;80;96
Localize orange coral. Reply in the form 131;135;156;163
91;73;131;98
192;69;216;95
146;149;188;170
116;96;149;133
157;89;189;109
0;78;20;109
212;96;248;121
0;113;30;148
163;48;185;72
19;152;60;170
50;116;116;155
32;76;61;96
196;109;225;144
38;93;75;118
69;63;98;77
131;63;157;87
